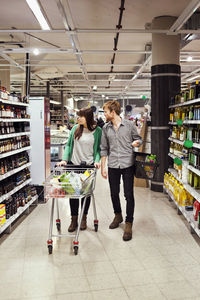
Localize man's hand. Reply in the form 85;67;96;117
101;167;108;179
94;162;101;169
56;160;67;167
132;140;140;148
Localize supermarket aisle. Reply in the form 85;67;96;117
1;172;200;300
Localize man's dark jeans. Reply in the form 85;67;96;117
108;165;135;223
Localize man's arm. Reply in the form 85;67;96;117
100;126;109;179
131;122;142;148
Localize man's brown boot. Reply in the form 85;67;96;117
80;214;87;230
68;216;78;232
123;222;133;241
109;213;123;229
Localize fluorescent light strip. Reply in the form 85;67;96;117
50;100;60;105
186;74;200;82
26;0;50;30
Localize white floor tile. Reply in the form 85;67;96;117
87;273;122;290
126;284;166;300
118;270;153;287
157;281;199;300
92;288;129;300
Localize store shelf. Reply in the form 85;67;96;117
169;120;200;125
163;186;200;238
184;120;200;125
168;152;185;160
169;98;200;108
0;118;30;123
187;165;200;177
0;178;32;203
168;137;184;145
168;137;200;150
0;146;31;159
168;153;176;160
0;99;29;107
169;122;178;125
168;167;200;202
0;132;30;140
0;162;32;182
0;195;38;235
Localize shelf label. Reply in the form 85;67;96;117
184;140;193;148
174;157;182;166
177;119;183;126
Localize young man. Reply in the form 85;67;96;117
100;100;142;241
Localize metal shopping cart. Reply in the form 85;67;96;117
45;165;98;255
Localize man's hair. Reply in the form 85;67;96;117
103;100;121;115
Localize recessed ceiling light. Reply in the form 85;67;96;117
187;56;193;62
106;97;109;99
33;48;40;55
93;85;97;90
102;95;105;98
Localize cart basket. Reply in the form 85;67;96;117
134;152;158;180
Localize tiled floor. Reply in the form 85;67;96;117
1;172;200;300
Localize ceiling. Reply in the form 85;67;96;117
0;0;200;106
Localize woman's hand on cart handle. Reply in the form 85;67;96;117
56;160;67;167
94;162;101;169
101;167;108;179
132;140;140;147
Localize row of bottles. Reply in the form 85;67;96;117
164;173;194;206
169;142;188;159
188;170;200;189
0;168;31;197
0;136;30;154
170;126;200;144
0;105;30;119
170;105;200;122
0;185;37;223
0;88;29;104
0;152;29;176
170;81;200;105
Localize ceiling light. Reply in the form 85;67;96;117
106;97;109;100
102;95;105;98
26;0;50;30
33;48;40;55
93;85;97;90
80;97;84;100
50;100;60;105
187;74;200;82
187;56;193;62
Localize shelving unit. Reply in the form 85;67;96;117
0;162;32;181
163;185;200;237
0;99;29;107
0;146;31;159
169;98;200;108
0;118;30;122
0;132;30;140
0;97;38;234
168;167;200;202
167;97;200;238
0;194;38;234
0;178;32;203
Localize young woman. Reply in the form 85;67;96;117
57;107;102;232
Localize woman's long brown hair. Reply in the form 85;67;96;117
74;107;97;140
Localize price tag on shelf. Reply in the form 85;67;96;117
177;119;183;126
184;140;193;148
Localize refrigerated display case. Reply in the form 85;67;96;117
29;97;51;187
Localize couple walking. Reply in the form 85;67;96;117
58;100;142;241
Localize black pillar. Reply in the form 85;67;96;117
151;64;181;192
25;53;30;98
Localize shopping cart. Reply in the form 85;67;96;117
45;165;98;255
134;152;158;180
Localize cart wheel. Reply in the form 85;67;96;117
56;223;61;231
94;224;98;232
48;245;53;254
74;246;78;255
